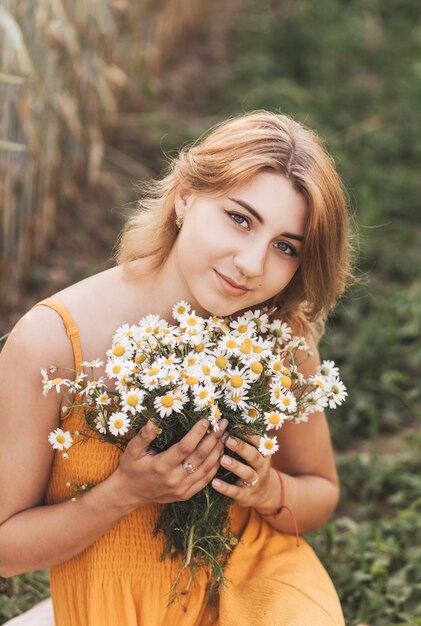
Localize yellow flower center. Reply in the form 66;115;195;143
56;434;65;444
248;408;258;418
214;407;221;419
240;342;252;355
253;346;263;354
127;394;139;407
113;345;125;357
264;440;274;450
99;394;108;402
52;378;63;385
199;390;209;399
232;395;241;404
238;324;248;334
187;317;197;326
195;342;204;353
187;376;199;386
317;380;324;388
226;339;236;349
202;365;211;376
250;361;263;375
148;367;159;376
281;376;291;388
112;365;121;374
273;361;282;372
215;356;227;369
187;357;197;366
177;306;186;314
282;397;291;407
135;354;146;364
282;366;290;375
274;388;281;398
269;412;280;425
231;375;243;388
161;395;174;408
114;419;123;429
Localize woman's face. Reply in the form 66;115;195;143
173;170;308;317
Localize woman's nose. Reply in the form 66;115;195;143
233;240;267;279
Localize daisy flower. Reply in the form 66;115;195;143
269;319;292;343
96;391;111;406
68;372;87;393
269;381;297;413
45;377;71;394
242;405;260;424
120;388;145;415
48;428;73;451
193;383;218;410
318;360;340;379
209;403;223;431
172;300;191;321
225;393;249;412
230;316;256;338
95;414;108;434
81;378;106;397
108;412;130;436
226;366;251;396
325;378;347;409
154;392;184;418
250;337;273;359
217;335;240;357
82;359;104;369
306;388;329;414
264;410;287;430
258;434;279;456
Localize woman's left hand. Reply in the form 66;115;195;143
211;434;278;511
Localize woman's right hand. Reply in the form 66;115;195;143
111;418;228;513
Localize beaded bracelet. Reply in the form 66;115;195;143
259;470;300;547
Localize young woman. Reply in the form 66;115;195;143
0;111;352;625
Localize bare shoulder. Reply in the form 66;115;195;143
2;303;74;374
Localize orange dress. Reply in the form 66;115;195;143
40;298;345;626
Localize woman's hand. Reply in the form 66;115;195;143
211;435;280;512
110;418;228;513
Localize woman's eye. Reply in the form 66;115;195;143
275;241;297;256
228;212;250;229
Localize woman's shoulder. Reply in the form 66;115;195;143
3;267;124;371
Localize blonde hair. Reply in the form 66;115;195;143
116;110;354;329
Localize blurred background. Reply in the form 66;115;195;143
0;1;420;624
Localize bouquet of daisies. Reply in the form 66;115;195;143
43;302;346;604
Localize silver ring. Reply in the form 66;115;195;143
243;473;259;487
182;461;198;474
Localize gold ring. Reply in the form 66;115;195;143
182;461;198;474
243;473;259;487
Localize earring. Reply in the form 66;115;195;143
175;214;184;230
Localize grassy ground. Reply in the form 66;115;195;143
1;1;420;624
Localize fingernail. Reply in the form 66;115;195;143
219;419;228;431
221;433;229;442
201;418;210;427
212;479;221;488
228;436;238;448
221;455;232;466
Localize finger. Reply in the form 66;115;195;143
185;419;228;468
211;477;244;500
126;419;158;456
161;418;211;466
219;453;259;486
225;436;263;469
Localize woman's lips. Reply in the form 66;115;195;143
214;270;250;297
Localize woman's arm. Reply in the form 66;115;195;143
0;308;226;577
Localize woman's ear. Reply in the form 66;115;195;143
174;187;193;218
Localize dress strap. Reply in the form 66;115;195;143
36;297;83;373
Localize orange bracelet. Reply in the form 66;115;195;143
259;471;300;547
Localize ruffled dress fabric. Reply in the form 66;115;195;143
40;298;345;626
